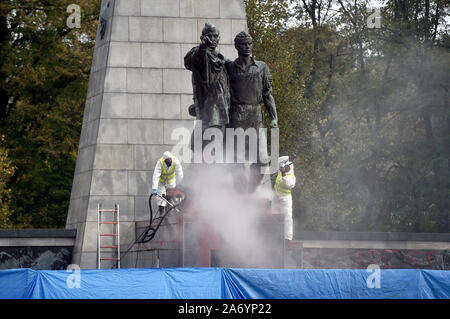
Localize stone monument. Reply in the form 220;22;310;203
66;0;248;269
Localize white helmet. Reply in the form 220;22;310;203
163;151;173;160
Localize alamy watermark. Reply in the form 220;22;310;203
66;4;81;29
66;264;81;289
169;123;280;174
366;264;381;289
367;7;382;29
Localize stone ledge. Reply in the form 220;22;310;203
301;240;450;250
0;229;77;238
295;231;450;242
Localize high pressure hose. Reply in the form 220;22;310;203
137;193;177;244
111;193;181;268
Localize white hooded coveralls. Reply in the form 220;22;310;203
152;152;184;207
273;156;296;240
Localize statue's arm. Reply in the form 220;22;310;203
262;64;278;127
184;45;208;74
185;46;208;119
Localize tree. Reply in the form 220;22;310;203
248;0;449;233
245;0;306;156
0;0;101;228
293;0;449;232
0;135;15;228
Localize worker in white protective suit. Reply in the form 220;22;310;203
152;151;184;215
273;154;297;241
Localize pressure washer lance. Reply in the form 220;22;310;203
155;193;182;214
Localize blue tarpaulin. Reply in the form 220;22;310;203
0;268;449;299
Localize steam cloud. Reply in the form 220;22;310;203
184;163;281;268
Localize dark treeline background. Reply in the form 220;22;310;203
0;0;100;228
0;0;449;232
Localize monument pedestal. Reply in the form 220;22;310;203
132;210;285;269
129;163;286;269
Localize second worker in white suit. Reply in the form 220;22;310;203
273;154;297;241
152;152;184;215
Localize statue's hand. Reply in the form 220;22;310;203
201;36;213;48
200;36;209;49
269;119;278;129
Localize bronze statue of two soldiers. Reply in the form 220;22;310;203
185;23;278;194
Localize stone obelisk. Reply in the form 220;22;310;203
66;0;248;268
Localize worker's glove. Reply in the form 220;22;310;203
152;189;158;195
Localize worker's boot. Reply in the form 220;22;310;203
158;206;165;216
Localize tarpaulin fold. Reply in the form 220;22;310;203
0;268;448;299
0;268;37;299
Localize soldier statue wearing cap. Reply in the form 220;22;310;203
184;23;231;144
226;31;279;193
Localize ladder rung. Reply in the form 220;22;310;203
99;222;118;224
99;210;118;212
100;246;119;249
100;234;119;236
100;258;120;261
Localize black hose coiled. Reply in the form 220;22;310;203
111;193;180;268
137;193;178;243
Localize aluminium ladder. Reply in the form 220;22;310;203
97;204;120;269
